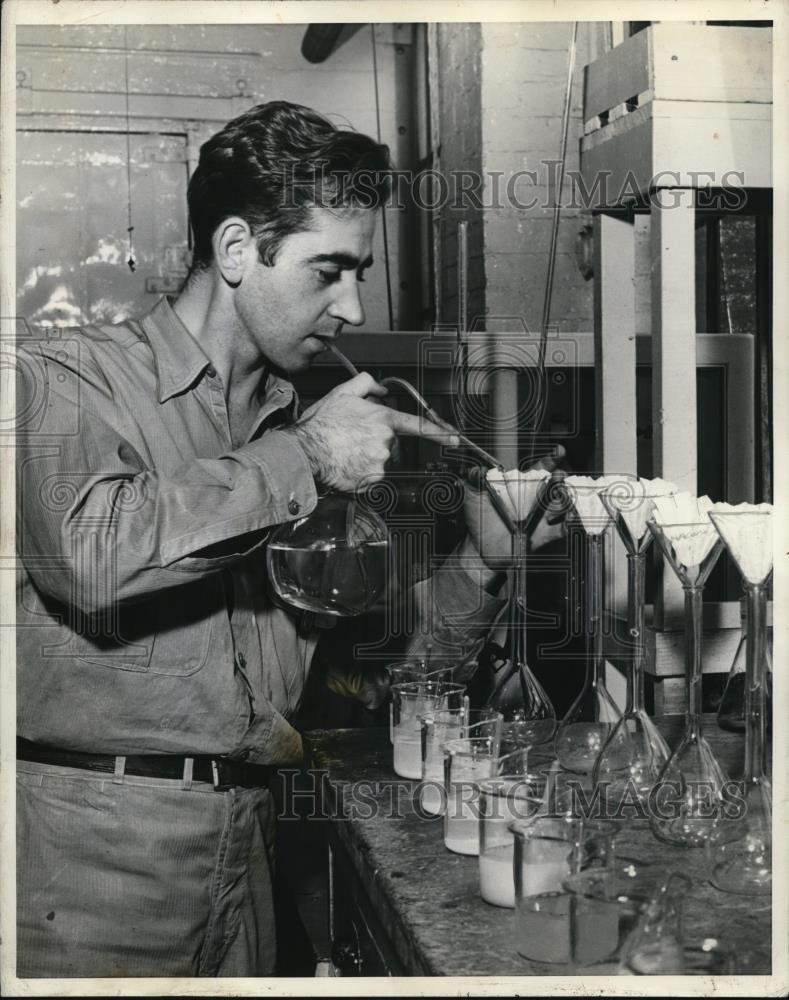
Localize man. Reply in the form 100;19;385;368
14;101;508;978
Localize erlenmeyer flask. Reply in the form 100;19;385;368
555;484;621;774
266;491;389;616
483;470;556;746
618;873;692;974
648;515;727;848
717;596;773;733
706;507;772;895
593;483;671;810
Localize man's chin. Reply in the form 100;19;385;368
284;351;318;375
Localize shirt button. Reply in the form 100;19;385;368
288;497;301;515
206;364;217;378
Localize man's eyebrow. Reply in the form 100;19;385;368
306;253;374;270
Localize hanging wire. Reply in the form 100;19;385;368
123;26;136;272
370;24;394;331
528;21;578;464
537;21;578;373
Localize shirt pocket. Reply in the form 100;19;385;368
43;602;155;673
147;576;219;677
48;577;220;677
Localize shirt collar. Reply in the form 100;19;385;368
140;296;214;403
139;297;296;420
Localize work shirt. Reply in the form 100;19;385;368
16;296;319;764
15;297;505;764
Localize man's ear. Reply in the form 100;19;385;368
212;217;254;288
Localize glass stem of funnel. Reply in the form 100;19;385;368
587;533;605;687
684;585;704;742
744;582;768;784
627;552;648;715
512;525;529;681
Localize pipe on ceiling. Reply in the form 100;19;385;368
301;24;348;63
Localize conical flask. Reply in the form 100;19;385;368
593;481;672;811
706;506;772;895
619;873;692;974
483;469;556;746
554;480;622;774
647;503;727;848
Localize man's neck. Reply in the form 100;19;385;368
173;273;269;400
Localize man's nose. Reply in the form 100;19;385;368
328;277;365;327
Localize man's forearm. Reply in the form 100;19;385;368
404;536;508;666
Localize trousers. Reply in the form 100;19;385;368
16;761;277;978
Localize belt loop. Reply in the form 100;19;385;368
181;757;194;791
113;756;126;784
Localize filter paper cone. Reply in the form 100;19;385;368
603;477;678;543
651;492;718;567
565;475;621;534
710;502;773;584
486;468;550;523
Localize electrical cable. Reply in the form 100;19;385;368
530;21;578;464
537;21;578;373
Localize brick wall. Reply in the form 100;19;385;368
436;23;485;328
480;22;595;334
432;22;602;335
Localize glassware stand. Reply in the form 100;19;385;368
554;486;621;774
482;473;556;745
647;522;727;847
705;508;772;895
592;488;671;809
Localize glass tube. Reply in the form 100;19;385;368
555;526;621;774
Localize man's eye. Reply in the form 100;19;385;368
317;270;341;285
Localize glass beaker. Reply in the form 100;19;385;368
483;470;557;744
419;709;503;816
555;489;621;774
542;760;600;820
706;507;772;895
511;816;618;965
478;774;546;908
387;658;455;687
648;520;727;848
387;659;456;745
717;598;773;733
593;484;671;810
442;736;502;855
266;491;389;616
391;681;465;779
563;861;663;973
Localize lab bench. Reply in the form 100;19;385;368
297;718;771;977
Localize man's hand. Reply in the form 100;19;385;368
287;373;460;493
464;446;567;570
326;662;391;710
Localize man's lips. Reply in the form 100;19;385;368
309;333;341;350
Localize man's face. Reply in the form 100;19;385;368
235;206;377;374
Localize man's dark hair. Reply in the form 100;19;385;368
186;100;392;275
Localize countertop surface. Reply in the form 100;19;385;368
304;717;772;978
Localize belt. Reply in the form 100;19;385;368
17;738;274;790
